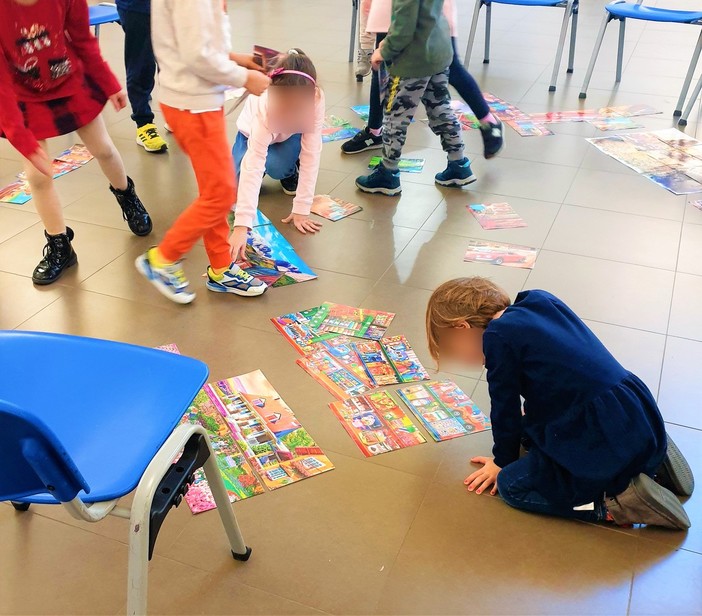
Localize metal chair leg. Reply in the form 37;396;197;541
549;0;574;92
675;29;702;117
464;0;483;66
567;7;578;73
615;18;626;82
484;2;492;63
579;11;611;99
348;0;358;63
679;72;702;126
94;24;101;39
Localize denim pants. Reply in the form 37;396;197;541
117;7;156;127
232;133;302;180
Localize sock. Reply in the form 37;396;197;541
479;112;498;126
369;127;382;137
148;247;173;269
209;266;228;280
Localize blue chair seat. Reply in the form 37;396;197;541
88;5;120;27
607;3;702;24
486;0;566;6
0;332;207;504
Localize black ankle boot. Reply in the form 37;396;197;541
32;227;78;285
110;176;153;237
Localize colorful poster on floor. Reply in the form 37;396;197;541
587;129;702;195
322;116;360;142
464;240;538;269
467;202;527;230
588;117;642;132
482;92;551;136
351;105;370;122
329;391;427;456
296;349;371;400
180;388;265;513
368;157;425;173
208;370;334;489
397;381;491;442
308;302;395;340
381;335;430;383
0;180;31;205
247;212;317;286
311;195;363;221
353;340;399;386
271;307;338;354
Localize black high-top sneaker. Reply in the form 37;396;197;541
109;176;153;236
32;227;78;285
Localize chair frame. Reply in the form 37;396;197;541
464;0;579;92
349;0;359;63
579;0;702;116
10;423;250;616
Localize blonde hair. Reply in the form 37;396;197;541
426;277;511;361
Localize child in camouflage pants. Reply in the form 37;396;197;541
356;0;476;196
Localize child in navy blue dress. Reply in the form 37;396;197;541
426;277;694;530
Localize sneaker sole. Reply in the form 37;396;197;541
135;137;168;153
355;181;402;196
32;254;78;286
657;434;695;497
128;220;153;237
342;143;384;155
629;474;691;530
435;174;478;188
206;281;267;296
281;187;297;196
135;255;195;305
485;129;506;160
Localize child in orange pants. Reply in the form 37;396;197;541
136;0;270;304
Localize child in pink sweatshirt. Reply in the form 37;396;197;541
229;49;324;260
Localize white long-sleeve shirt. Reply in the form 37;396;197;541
234;88;325;229
151;0;248;111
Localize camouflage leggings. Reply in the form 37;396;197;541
381;69;465;171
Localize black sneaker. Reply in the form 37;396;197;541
341;126;383;155
32;227;78;285
479;119;504;159
110;176;153;236
280;162;299;196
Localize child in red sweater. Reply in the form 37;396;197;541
0;0;152;285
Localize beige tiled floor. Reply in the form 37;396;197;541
1;0;702;614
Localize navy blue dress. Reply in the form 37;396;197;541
484;290;666;506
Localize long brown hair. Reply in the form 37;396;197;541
270;48;318;87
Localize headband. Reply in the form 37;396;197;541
269;68;316;85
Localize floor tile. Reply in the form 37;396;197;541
669;273;702;343
658;336;702;430
0;271;64;329
677;223;702;276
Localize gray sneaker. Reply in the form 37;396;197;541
655;434;695;497
606;473;691;530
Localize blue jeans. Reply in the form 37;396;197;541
232;132;301;180
497;455;606;522
117;7;156;127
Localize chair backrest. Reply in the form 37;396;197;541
0;400;90;503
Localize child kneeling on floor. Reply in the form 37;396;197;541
229;49;324;260
426;277;694;530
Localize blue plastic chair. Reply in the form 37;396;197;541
464;0;579;92
88;3;120;39
0;331;252;615
579;0;702;116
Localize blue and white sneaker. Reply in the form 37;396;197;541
135;248;196;305
435;157;477;187
355;162;402;196
206;263;267;296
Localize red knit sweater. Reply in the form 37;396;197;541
0;0;121;157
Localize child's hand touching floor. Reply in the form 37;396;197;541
464;456;501;495
281;213;322;234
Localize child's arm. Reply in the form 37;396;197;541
170;0;249;89
483;331;523;469
281;90;325;234
65;0;122;98
0;54;43;163
380;0;420;64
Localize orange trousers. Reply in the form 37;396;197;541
159;104;235;270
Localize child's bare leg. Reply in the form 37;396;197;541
22;140;65;235
76;115;128;190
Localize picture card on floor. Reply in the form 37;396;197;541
369;157;425;173
308;335;373;386
271;307;338;354
589;117;642;132
529;109;601;123
247;212;317;286
240;244;286;286
464;240;538;269
322;116;360;142
353;340;400;386
351;105;370;122
311;195;363;221
54;144;94;166
0;180;31;205
308;302;395;339
398;381;491;442
382;335;430;383
505;119;554;137
297;349;371;400
329;391;427;456
467;202;527;230
209;370;334;490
